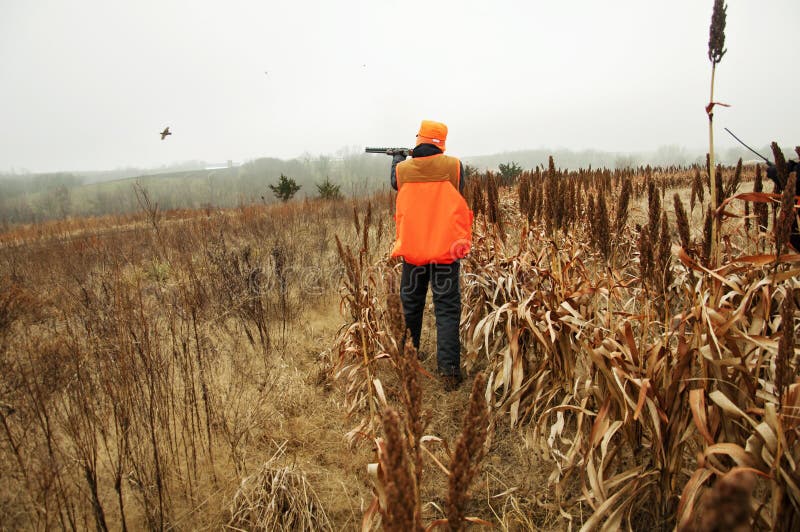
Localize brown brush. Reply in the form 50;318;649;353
776;289;795;407
724;158;742;200
486;172;501;228
771;142;788;190
638;226;653;286
691;168;705;212
691;469;755;532
775;173;797;259
702;205;713;265
527;179;538;223
743;198;751;235
754;165;769;235
365;202;373;253
615;177;633;234
708;0;727;64
586;196;596;239
353;204;361;236
597;193;610;260
380;408;420;532
648;181;661;245
470;178;485;217
545;157;558;235
446;373;489;531
384;292;425;505
565;178;576;228
658;210;673;295
674;193;691;252
386;292;405;351
518;174;530;215
398;337;425;488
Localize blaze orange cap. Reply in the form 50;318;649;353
416;120;448;151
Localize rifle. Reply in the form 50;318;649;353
365;147;411;157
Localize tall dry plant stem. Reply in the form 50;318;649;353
771;142;789;189
776;292;794;408
706;0;727;272
447;373;489;532
386;292;425;511
380;408;421;532
335;232;378;432
753;165;769;249
776;173;798;261
133;182;168;263
674;194;691;252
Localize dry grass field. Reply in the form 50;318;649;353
1;157;798;531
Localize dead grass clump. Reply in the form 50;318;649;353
206;238;272;357
227;443;332;531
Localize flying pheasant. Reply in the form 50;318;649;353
160;126;171;140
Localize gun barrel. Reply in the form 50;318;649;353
723;128;772;164
365;147;411;156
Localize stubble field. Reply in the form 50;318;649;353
1;158;798;531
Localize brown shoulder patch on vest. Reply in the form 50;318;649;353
397;155;460;190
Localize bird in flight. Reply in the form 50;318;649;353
160;127;172;140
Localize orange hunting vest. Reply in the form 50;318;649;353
392;154;473;265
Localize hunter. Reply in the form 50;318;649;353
390;120;473;391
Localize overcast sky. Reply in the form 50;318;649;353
1;0;798;173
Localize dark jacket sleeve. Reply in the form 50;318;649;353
459;161;466;194
390;153;407;191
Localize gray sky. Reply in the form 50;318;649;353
1;0;798;173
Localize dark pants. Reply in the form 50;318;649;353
400;261;461;376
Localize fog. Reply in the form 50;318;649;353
1;0;798;173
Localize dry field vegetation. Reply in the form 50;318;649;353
1;150;799;531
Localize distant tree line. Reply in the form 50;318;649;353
0;144;792;226
0;149;391;225
464;144;782;172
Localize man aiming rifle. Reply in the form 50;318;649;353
366;120;473;391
